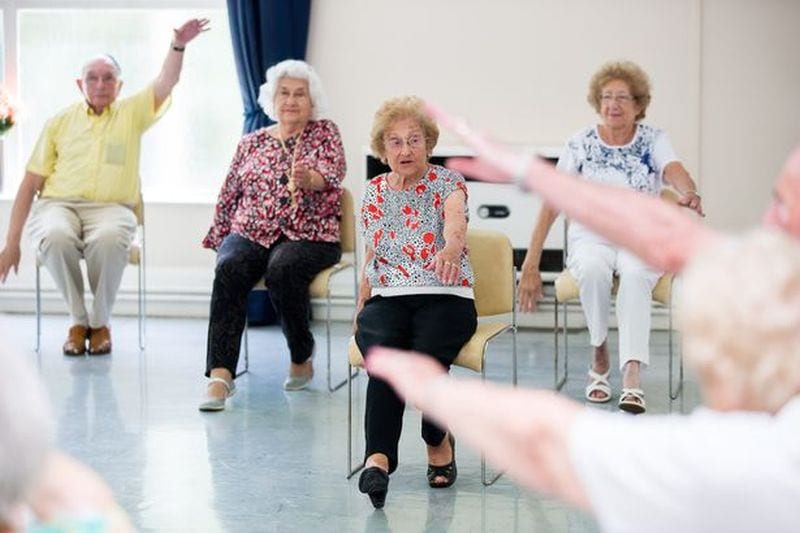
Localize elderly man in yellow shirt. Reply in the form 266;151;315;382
0;18;209;356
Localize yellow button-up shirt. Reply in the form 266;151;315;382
26;84;170;205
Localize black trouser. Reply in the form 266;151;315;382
205;234;341;377
355;294;477;473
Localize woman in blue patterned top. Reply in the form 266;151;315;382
354;96;477;508
519;61;703;414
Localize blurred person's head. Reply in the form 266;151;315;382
763;146;800;238
680;229;800;413
0;344;53;530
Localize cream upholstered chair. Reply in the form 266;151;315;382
35;194;146;353
552;190;683;400
346;228;517;486
240;188;359;390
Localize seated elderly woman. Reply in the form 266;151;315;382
354;96;477;508
199;59;346;411
368;228;800;533
518;60;703;413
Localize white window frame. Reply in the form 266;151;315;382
0;0;228;200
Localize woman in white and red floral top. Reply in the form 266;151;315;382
198;60;346;411
354;96;477;508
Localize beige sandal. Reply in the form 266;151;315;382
585;367;612;403
618;387;646;414
198;377;236;412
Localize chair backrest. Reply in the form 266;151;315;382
467;229;515;317
133;193;144;226
340;188;355;253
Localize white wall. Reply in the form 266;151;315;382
1;0;799;319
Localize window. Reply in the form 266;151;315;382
8;6;241;201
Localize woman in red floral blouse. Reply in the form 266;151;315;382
354;96;477;508
198;60;346;411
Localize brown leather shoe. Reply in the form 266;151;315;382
88;326;112;355
63;325;88;356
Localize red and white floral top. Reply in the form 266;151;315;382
203;119;346;251
361;164;474;292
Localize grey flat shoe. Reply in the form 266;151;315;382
198;377;236;412
283;371;314;391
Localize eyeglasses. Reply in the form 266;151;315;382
384;135;425;151
600;93;634;104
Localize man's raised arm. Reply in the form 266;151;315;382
153;18;210;109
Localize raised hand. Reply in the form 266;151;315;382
173;18;210;47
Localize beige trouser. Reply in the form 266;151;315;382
28;199;136;328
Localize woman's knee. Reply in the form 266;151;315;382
572;255;613;284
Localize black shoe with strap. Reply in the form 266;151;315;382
427;433;457;488
358;466;389;509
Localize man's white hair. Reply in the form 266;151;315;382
80;54;122;78
0;342;53;526
680;229;800;412
257;59;328;122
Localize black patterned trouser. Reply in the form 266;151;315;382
205;233;341;377
355;294;477;473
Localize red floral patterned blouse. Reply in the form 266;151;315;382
361;164;474;290
203;119;346;251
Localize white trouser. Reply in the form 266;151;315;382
28;200;136;328
567;239;662;369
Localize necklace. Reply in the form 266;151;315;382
276;124;306;207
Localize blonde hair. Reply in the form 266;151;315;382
369;96;439;163
587;60;652;121
679;229;800;413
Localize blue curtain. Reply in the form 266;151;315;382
227;0;312;133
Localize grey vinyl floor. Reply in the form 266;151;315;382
1;312;701;533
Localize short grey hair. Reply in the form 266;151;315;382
257;59;328;121
81;54;122;78
679;229;800;413
0;343;53;526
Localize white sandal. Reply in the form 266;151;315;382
618;387;646;414
198;377;236;412
585;367;612;403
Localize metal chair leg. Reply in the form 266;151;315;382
35;263;42;354
326;291;358;393
236;316;250;378
554;300;568;390
668;297;683;400
347;362;365;479
480;327;517;486
138;247;146;351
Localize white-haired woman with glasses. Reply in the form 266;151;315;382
518;60;703;414
354;96;477;508
199;59;346;410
